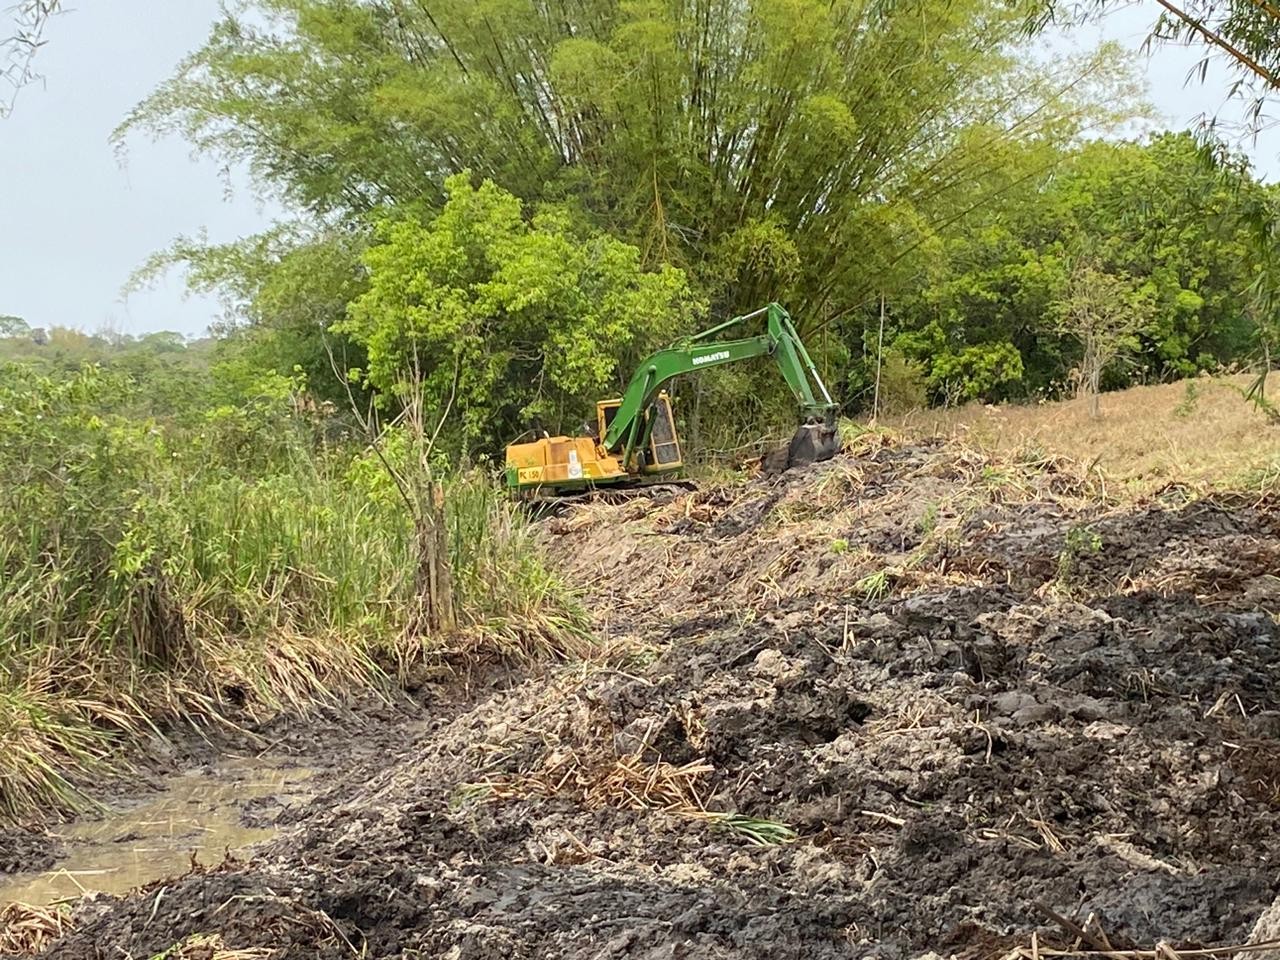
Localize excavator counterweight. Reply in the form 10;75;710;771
504;303;838;495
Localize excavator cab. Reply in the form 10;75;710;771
596;394;683;474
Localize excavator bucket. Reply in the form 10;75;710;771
761;419;841;476
787;420;841;468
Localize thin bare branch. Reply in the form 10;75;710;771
1154;0;1280;89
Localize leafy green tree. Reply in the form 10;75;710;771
338;174;698;457
1053;259;1154;418
1237;182;1280;406
1032;4;1280;396
0;315;29;338
1052;135;1262;378
119;0;1147;444
134;227;373;407
882;131;1267;405
0;322;226;421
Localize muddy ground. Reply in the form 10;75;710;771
11;437;1280;959
0;701;430;898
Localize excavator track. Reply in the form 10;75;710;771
526;480;698;517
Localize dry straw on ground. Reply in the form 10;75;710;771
890;375;1280;493
0;901;75;955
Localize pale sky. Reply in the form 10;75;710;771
1;2;1277;338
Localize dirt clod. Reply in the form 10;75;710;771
0;831;58;877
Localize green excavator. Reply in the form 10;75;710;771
504;302;839;495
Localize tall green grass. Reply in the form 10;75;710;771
0;363;586;820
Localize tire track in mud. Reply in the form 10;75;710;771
21;440;1280;959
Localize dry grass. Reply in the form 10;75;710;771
477;749;796;845
0;902;75;955
486;751;713;812
153;933;273;959
889;375;1280;495
998;934;1280;960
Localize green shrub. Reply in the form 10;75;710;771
1173;380;1200;419
875;351;929;415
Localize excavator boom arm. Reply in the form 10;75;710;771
602;303;836;465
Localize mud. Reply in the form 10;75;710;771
0;833;59;878
0;703;426;903
0;760;316;907
17;439;1280;959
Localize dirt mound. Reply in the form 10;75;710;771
26;438;1280;959
0;832;58;877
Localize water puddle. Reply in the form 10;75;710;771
0;758;315;906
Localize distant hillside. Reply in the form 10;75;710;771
0;324;216;370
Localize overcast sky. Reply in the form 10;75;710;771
1;2;1277;339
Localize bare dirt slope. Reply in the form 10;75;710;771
20;437;1280;959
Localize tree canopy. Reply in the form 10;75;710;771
873;131;1275;406
108;0;1280;451
338;173;696;456
122;0;1138;326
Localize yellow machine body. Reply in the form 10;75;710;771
504;393;683;493
505;435;628;489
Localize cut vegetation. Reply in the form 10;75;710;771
9;431;1280;958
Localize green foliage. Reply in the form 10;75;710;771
874;351;930;415
929;342;1025;406
132;226;373;407
0;314;29;337
1053;260;1155;418
97;1;1277;452
0;359;582;819
0;325;220;416
1;1;64;118
856;569;892;602
0;362;386;666
339;174;697;456
1233;377;1280;425
882;132;1270;407
119;0;1139;328
918;502;940;537
1173;380;1201;420
1056;524;1102;586
708;813;798;846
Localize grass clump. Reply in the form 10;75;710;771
1056;524;1103;589
855;569;892;602
1173;380;1200;419
708;813;798;846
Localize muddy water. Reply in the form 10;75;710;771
0;759;314;906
